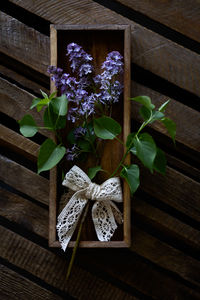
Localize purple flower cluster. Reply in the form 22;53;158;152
66;144;80;161
48;43;123;125
92;51;123;105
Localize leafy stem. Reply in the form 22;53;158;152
66;201;90;281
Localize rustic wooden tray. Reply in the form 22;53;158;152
49;24;131;248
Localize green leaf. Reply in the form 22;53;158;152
158;99;170;112
130;146;137;155
49;91;57;101
153;148;166;175
120;164;140;194
43;106;66;130
88;166;102;180
40;89;48;99
30;98;41;110
67;129;76;144
94;116;121;140
150;110;165;123
134;133;157;171
19;114;38;137
36;98;50;112
130;96;155;110
139;105;151;121
161;117;176;143
37;138;66;174
77;139;92;152
126;133;135;148
51;94;68;116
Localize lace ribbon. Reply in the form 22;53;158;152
57;165;123;251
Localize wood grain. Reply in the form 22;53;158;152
0;77;50;137
0;264;62;300
0;225;137;300
4;3;200;96
0;188;48;239
0;11;49;74
133;197;200;252
114;0;200;43
1;177;200;296
140;166;200;223
0;64;49;95
0;125;39;162
0;154;49;205
131;227;200;288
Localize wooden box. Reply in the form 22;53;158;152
49;24;131;248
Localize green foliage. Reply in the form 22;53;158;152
19;114;38;137
43;105;66;130
130;96;155;110
51;94;68;116
120;164;140;194
88;166;102;180
161;117;176;143
133;133;157;172
153;147;166;175
94;116;121;140
158;99;170;112
139;106;151;121
37;138;66;174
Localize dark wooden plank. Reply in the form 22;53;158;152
114;0;200;43
3;5;200;96
1;184;200;292
0;125;39;162
0;77;50;137
78;248;200;300
0;12;49;74
140;166;200;223
0;226;137;300
132;82;200;154
133;197;200;252
0;264;62;300
0;64;49;95
0;154;49;205
0;188;48;239
131;227;200;288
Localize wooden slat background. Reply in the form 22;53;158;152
0;1;200;299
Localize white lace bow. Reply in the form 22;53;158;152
57;165;123;251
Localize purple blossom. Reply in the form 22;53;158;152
66;144;80;161
66;43;93;75
74;127;87;138
101;51;123;79
47;66;63;88
48;44;124;123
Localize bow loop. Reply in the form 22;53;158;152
57;166;123;251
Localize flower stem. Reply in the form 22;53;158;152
109;149;129;178
66;201;90;281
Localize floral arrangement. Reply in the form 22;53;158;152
19;42;176;279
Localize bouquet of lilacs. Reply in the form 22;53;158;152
19;42;176;279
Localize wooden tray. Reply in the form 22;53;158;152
49;24;131;248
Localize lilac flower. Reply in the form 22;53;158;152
74;127;87;139
79;63;93;77
48;44;124;123
47;66;63;88
66;144;80;161
66;43;93;75
101;51;123;79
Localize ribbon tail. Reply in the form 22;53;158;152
109;201;123;224
57;191;87;251
92;201;117;242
